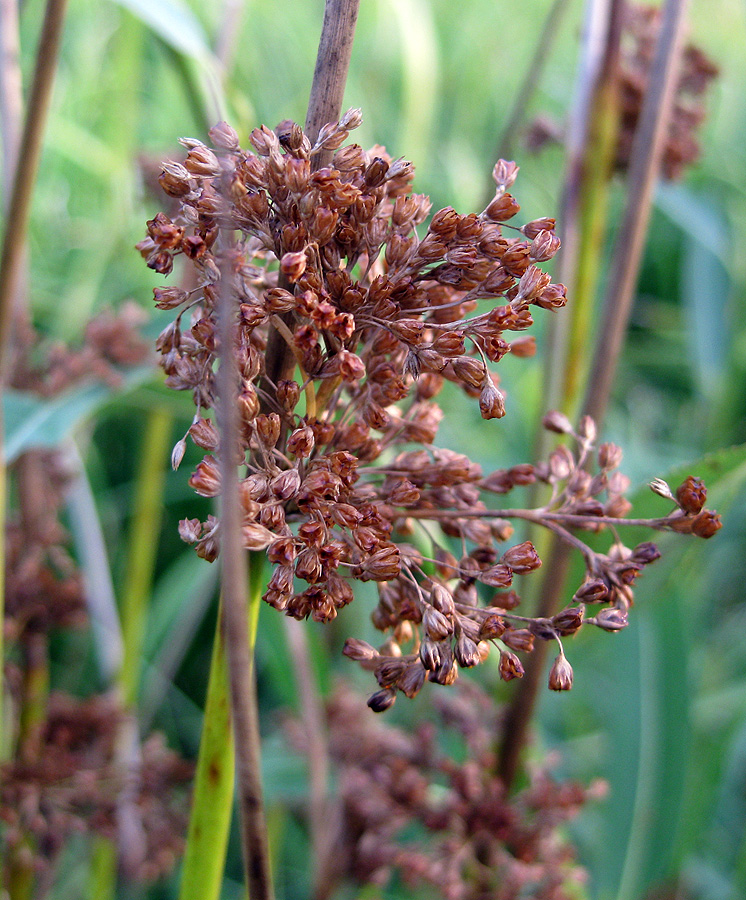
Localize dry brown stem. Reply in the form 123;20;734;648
582;0;691;424
216;246;273;899
0;0;68;380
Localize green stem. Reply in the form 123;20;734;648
178;597;236;900
178;561;263;900
120;408;172;707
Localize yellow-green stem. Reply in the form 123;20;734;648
178;557;262;900
119;408;172;707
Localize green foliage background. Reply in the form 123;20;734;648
5;0;746;897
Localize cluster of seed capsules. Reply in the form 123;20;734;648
139;112;720;709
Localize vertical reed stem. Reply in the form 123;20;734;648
582;0;690;424
216;244;273;899
0;0;68;377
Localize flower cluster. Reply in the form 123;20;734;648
616;2;719;179
142;112;720;710
0;694;191;884
291;682;605;900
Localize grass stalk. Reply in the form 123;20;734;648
0;0;68;377
178;597;236;900
582;0;691;424
119;408;172;707
216;244;273;898
499;0;690;789
263;0;360;392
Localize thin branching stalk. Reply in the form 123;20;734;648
582;0;691;424
217;244;274;899
0;0;68;378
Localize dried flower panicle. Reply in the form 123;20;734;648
292;682;605;900
616;2;719;179
0;694;192;884
522;3;718;181
144;111;720;710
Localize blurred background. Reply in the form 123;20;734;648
4;0;746;897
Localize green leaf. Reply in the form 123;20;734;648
111;0;213;62
3;367;152;464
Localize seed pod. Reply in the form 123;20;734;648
500;541;541;574
548;652;573;691
479;378;506;419
676;475;707;515
590;608;629;631
367;689;397;713
691;509;722;538
209;120;240;150
499;650;524;681
502;628;535;652
552;606;584;636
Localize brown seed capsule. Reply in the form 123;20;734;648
241;523;275;550
287;426;315;458
479;378;506;419
492;159;519;192
178;518;202;543
153;286;189;310
367;688;397;713
423;606;453;642
542;410;574;435
552;606;584;636
189;456;221;497
479;613;506;641
280;250;307;282
502;628;535;652
548;652;573;691
208;120;240;150
590;608;629;631
480;564;513;588
691;509;722;538
500;541;541;574
676;475;707;515
499;650;524;681
574;579;609;604
159;161;191;197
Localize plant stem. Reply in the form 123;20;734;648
582;0;691;425
263;0;360;392
119;408;171;707
0;0;68;379
217;245;273;899
178;598;236;900
490;0;571;174
283;618;331;899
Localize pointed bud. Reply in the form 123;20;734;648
171;438;187;471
